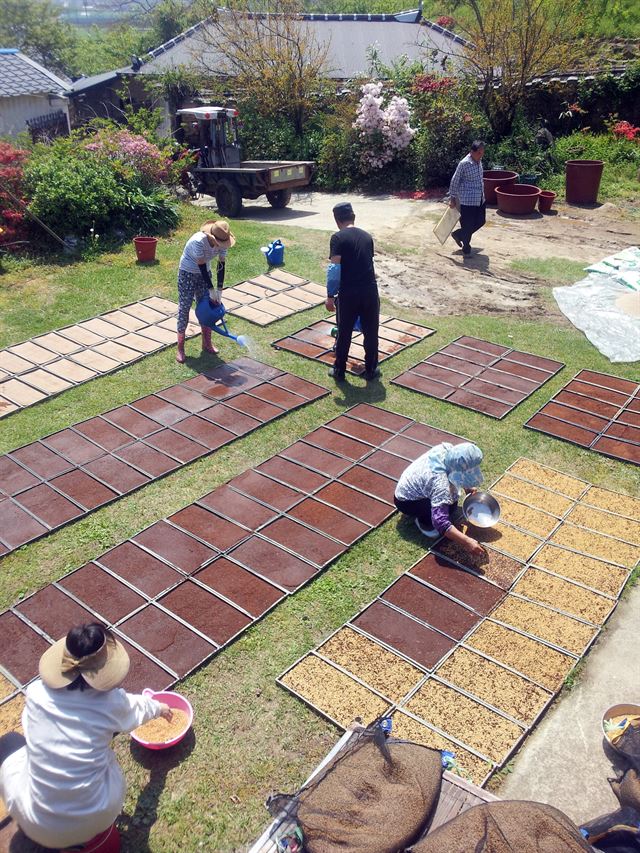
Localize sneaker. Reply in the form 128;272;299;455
364;368;381;381
415;517;438;538
328;368;346;381
451;229;463;248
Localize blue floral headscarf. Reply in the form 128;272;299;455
426;442;484;489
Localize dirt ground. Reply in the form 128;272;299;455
374;201;640;320
202;191;640;320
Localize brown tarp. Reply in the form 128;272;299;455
297;737;442;853
411;800;592;852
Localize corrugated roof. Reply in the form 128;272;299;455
0;50;71;97
139;12;466;78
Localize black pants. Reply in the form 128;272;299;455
0;731;26;767
334;288;379;374
459;202;486;248
394;495;433;526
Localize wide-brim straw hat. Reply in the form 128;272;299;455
202;220;236;248
39;634;130;691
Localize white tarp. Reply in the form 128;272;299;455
553;273;640;363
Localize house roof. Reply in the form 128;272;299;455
138;11;467;79
0;48;71;97
69;69;123;93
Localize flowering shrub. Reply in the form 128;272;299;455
84;129;171;187
0;142;29;246
353;82;416;170
436;15;456;28
24;129;180;240
610;120;640;140
413;74;456;95
410;73;487;185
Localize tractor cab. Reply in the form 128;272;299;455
177;106;242;168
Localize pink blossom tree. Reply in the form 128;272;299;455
353;82;416;172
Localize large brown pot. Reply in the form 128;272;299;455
565;160;604;204
495;184;541;215
483;170;519;204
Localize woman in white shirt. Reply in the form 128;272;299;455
176;219;236;363
0;623;172;850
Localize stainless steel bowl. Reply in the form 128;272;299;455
462;491;501;528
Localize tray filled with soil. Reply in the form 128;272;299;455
279;653;391;728
0;674;16;703
0;694;25;737
391;710;492;785
507;459;587;498
568;504;640;546
470;521;542;562
551;523;640;568
318;626;425;703
497;498;559;538
466;620;576;690
490;596;597;655
403;678;524;765
581;486;640;521
493;474;574;517
533;544;628;598
514;567;615;625
436;647;551;725
432;540;524;590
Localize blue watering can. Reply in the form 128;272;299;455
261;239;285;266
195;295;247;347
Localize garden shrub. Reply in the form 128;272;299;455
24;144;126;237
553;129;640;165
0;141;29;246
410;75;488;186
484;112;557;176
23;128;183;241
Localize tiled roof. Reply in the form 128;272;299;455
0;48;71;97
139;12;467;78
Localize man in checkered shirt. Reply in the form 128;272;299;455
448;140;486;256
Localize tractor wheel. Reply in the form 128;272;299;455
215;179;243;218
266;188;292;209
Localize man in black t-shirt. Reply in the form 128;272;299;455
326;202;380;381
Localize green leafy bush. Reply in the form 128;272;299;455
25;146;127;236
23;130;182;241
553;130;640;165
484;112;557;176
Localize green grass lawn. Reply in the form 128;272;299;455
1;205;639;851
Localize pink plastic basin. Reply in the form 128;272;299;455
495;183;541;215
131;690;193;750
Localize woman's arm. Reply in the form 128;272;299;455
432;503;485;557
113;690;172;733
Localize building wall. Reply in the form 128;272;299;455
0;94;70;139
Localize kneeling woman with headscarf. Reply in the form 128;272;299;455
0;623;172;850
394;442;486;557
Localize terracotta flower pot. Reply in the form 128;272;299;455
495;184;541;215
483;170;519;205
565;160;604;205
538;190;556;213
133;236;158;262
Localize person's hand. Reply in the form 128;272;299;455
449;198;457;209
467;539;485;559
325;296;336;312
465;487;478;495
158;703;173;721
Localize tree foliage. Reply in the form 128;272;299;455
0;0;75;74
198;0;331;136
451;0;591;134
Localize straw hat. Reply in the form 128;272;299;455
201;220;236;248
39;633;130;691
